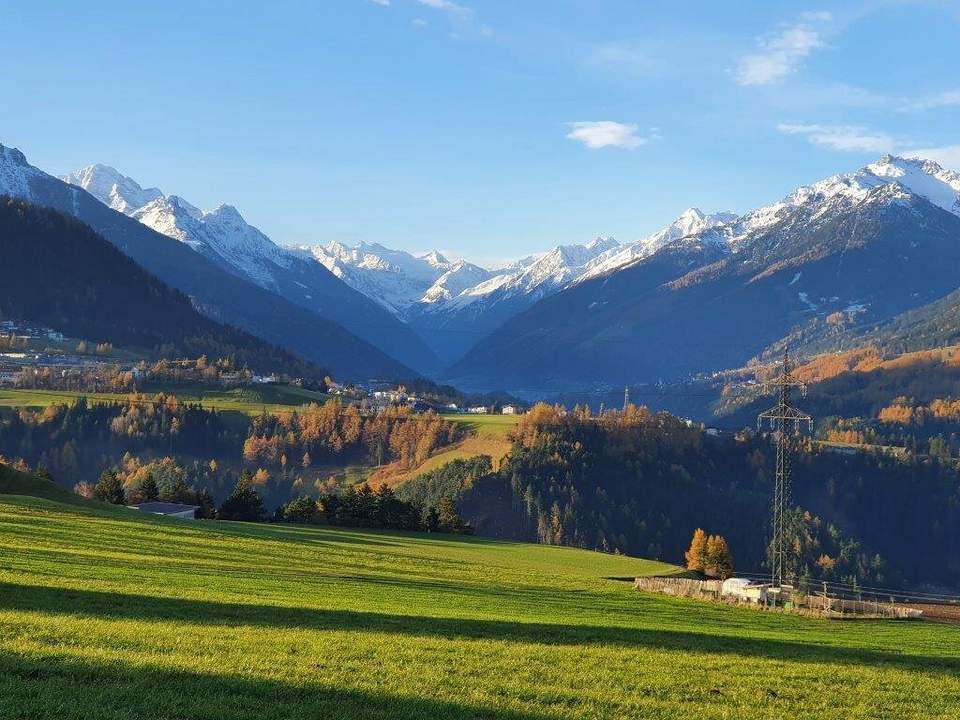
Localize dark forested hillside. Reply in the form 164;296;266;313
0;197;322;377
402;404;960;590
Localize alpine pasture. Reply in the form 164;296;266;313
1;473;958;719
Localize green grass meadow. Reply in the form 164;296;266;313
1;475;958;719
441;412;520;438
0;384;331;417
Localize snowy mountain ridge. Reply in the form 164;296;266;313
62;164;292;288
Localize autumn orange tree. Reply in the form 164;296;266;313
705;534;734;579
685;528;734;578
684;528;708;572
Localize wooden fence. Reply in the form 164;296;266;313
633;576;721;598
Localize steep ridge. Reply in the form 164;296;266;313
0;197;324;378
0;144;413;381
62;164;437;373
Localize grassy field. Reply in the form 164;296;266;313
1;474;959;719
0;384;331;416
441;412;520;438
369;436;513;488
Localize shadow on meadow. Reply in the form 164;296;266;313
0;650;555;720
1;582;957;676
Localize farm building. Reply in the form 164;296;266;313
128;502;199;520
721;578;770;604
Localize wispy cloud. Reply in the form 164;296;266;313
904;145;960;170
899;89;960;112
776;123;897;153
777;123;960;172
566;121;656;150
583;42;662;78
736;13;831;86
417;0;472;19
369;0;390;6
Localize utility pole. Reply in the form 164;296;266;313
623;385;630;413
757;349;812;589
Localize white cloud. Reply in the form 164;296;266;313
417;0;471;18
776;123;897;153
369;0;390;5
736;14;831;86
566;121;652;150
899;89;960;112
412;18;427;27
905;145;960;170
583;42;662;78
777;124;960;170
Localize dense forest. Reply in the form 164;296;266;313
0;395;460;510
401;404;960;590
0;197;324;379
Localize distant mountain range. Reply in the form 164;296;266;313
446;155;960;394
61;164;437;374
305;211;735;362
0;144;415;381
7;139;960;401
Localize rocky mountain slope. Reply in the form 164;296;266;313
61;164;437;373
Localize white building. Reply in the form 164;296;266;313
721;578;769;604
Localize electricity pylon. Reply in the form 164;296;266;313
757;349;812;588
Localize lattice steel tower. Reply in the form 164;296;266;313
757;350;812;588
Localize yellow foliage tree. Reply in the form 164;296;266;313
684;528;708;572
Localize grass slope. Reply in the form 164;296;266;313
369;436;513;489
0;465;81;504
441;413;519;438
0;385;331;417
1;494;958;718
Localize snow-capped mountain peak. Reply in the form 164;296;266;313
697;154;960;255
304;242;459;313
421;250;451;268
0;144;45;199
863;154;960;217
578;208;737;281
63;164;294;288
61;164;163;215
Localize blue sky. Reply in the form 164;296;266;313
4;1;960;264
